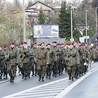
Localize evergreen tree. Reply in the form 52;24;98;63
38;7;46;24
58;1;82;40
58;1;71;39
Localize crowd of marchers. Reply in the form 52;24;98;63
0;41;97;83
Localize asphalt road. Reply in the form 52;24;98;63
1;62;98;98
0;70;68;98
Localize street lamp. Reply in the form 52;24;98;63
23;0;26;42
85;10;88;43
70;4;74;43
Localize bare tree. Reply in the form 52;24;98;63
13;0;22;9
92;0;98;8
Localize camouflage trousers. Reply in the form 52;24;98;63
37;65;46;81
46;64;52;79
8;65;17;80
66;65;77;78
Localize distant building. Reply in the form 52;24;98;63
25;1;55;24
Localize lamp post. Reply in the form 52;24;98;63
85;10;88;43
23;0;26;42
70;4;74;43
96;7;98;33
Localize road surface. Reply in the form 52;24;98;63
1;62;98;98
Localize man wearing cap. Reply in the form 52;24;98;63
83;43;91;73
27;45;34;78
3;44;9;79
21;42;30;80
60;43;66;73
16;42;24;75
66;44;79;81
36;42;47;81
31;42;38;76
0;46;5;80
72;41;80;78
51;41;58;77
8;42;17;83
56;43;64;75
46;43;53;79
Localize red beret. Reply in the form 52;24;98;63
61;43;64;45
38;44;41;46
21;42;23;45
52;41;57;43
10;42;15;45
57;43;60;45
46;43;51;46
23;42;27;44
3;44;7;48
41;42;45;45
33;42;37;45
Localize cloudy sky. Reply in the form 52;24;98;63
6;0;83;3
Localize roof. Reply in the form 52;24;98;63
26;1;55;11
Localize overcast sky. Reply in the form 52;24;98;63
5;0;83;6
6;0;83;3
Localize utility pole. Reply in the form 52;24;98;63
70;4;74;43
23;0;26;42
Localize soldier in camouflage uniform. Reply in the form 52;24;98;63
16;43;24;75
0;46;5;80
91;45;98;62
36;42;47;82
78;43;89;76
27;46;34;78
3;45;9;79
83;43;90;73
31;43;38;76
51;41;58;77
66;44;80;81
63;44;69;72
46;43;53;79
73;41;81;79
21;42;30;80
60;43;65;73
56;43;63;75
8;42;17;83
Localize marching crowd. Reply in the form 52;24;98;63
0;41;98;83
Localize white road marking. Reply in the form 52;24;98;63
54;65;98;98
2;78;68;98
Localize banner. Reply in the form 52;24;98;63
33;25;59;38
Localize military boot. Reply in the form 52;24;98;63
49;76;51;79
0;76;2;80
10;78;12;83
0;73;2;80
22;75;24;79
38;76;41;81
24;77;27;80
42;77;44;82
72;77;74;81
10;78;14;83
69;75;71;80
46;75;48;79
